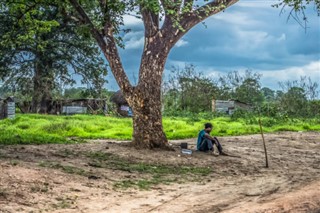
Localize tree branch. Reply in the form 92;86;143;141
160;0;184;32
182;0;194;11
183;0;238;29
68;0;133;94
140;5;159;37
68;0;106;50
165;0;239;45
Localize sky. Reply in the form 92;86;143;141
105;0;320;91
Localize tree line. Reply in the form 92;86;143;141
162;64;320;118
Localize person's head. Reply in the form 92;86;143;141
204;123;213;133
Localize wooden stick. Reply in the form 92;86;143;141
258;118;269;168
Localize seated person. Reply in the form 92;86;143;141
197;123;227;155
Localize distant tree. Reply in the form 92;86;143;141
261;87;275;102
0;1;107;113
162;88;180;113
235;78;264;104
279;76;319;100
64;87;111;99
278;76;320;117
64;88;88;99
275;90;285;101
217;70;263;104
163;64;218;113
280;87;307;116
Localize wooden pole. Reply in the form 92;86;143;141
258;118;269;168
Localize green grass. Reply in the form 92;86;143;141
87;151;211;190
36;150;211;190
38;161;87;176
0;114;319;144
87;151;211;176
114;175;176;190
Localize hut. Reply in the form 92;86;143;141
0;97;15;119
110;90;132;117
212;99;251;115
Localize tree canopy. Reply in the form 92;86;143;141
0;0;107;112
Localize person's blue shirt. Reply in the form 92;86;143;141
197;130;206;150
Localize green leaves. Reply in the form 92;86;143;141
272;0;320;28
0;0;108;103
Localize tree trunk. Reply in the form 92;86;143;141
131;85;168;149
31;55;53;114
128;35;172;149
31;61;42;113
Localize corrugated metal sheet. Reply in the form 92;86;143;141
7;102;15;119
0;97;15;119
62;106;87;115
213;100;250;115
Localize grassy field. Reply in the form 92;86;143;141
0;114;319;144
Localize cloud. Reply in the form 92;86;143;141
175;39;189;47
259;60;320;88
123;15;142;27
237;0;278;9
201;60;320;90
123;31;144;50
212;11;262;27
126;37;144;49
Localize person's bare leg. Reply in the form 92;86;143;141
213;137;228;156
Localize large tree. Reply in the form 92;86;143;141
64;0;319;149
64;0;240;149
0;1;107;113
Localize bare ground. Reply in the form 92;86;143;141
0;132;319;213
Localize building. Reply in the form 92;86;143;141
15;98;107;115
212;99;251;115
110;91;132;117
0;97;15;119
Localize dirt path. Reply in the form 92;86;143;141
0;132;319;213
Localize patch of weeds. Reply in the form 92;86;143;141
51;199;71;209
52;196;77;209
218;129;227;134
87;151;211;176
54;149;77;158
87;151;212;190
112;160;211;176
30;183;50;193
114;174;176;190
302;124;311;130
38;161;87;176
16;123;30;129
86;151;113;161
69;188;81;192
0;188;8;198
88;161;103;168
67;138;87;144
114;180;136;189
9;160;19;166
42;122;71;134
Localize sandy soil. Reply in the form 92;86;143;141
0;131;319;213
